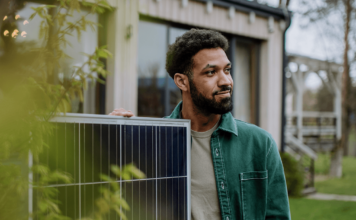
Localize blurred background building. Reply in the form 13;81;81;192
53;0;289;149
0;0;290;149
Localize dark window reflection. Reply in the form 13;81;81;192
137;21;188;117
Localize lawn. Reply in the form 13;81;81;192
289;143;356;219
289;198;356;220
314;154;356;195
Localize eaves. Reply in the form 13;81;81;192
192;0;290;20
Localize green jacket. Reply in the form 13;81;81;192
166;102;291;220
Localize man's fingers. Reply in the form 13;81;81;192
109;108;135;117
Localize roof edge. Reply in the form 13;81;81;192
192;0;289;20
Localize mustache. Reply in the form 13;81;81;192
213;86;232;96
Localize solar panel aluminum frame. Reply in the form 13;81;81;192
29;113;191;220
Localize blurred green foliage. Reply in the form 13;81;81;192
0;1;142;219
280;153;304;197
95;164;146;220
315;153;331;175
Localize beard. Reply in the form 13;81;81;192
189;79;233;116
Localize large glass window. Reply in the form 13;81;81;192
137;21;260;122
168;27;188;115
137;21;187;117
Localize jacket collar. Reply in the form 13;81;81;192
167;101;238;137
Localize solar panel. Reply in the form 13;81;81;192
30;114;191;220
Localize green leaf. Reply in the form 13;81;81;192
96;78;105;84
121;172;131;180
110;181;119;192
125;163;146;179
95;6;105;14
38;200;49;212
100;174;111;182
29;11;37;20
59;0;67;7
111;165;121;177
45;5;57;9
77;89;84;102
113;206;128;220
32;164;50;175
96;197;110;213
97;49;109;58
118;198;130;211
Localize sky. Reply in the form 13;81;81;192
258;0;346;90
257;0;331;59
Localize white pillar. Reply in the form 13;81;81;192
106;0;139;115
296;68;304;142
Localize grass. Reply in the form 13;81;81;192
289;128;356;219
289;198;356;220
314;154;356;195
315;153;331;175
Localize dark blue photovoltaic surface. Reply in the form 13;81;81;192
35;121;188;220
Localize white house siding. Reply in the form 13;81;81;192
260;31;283;148
105;0;285;148
106;0;139;118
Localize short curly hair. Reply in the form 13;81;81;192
165;29;229;79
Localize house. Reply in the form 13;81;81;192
104;0;291;149
5;0;291;149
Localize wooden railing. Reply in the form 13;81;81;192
286;111;338;153
285;111;339;191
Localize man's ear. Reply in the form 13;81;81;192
174;73;189;92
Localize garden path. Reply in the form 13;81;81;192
307;193;356;202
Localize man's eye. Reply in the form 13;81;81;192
225;68;231;73
206;70;215;75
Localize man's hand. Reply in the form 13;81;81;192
109;108;135;117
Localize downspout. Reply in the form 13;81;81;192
280;9;292;153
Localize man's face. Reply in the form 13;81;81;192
188;48;233;115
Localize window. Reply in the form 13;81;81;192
137;20;188;117
137;20;260;122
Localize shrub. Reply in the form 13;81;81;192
280;153;304;197
315;153;331;175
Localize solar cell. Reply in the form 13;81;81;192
31;114;191;220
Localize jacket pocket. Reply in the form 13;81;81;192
240;171;268;220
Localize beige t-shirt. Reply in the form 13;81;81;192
191;120;221;220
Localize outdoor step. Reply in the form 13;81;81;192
302;187;317;195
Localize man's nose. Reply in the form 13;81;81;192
217;70;232;87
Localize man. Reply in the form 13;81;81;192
110;29;291;220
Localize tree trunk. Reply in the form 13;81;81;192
343;121;350;156
279;0;291;8
279;0;283;7
329;146;343;177
343;72;352;156
329;0;351;177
